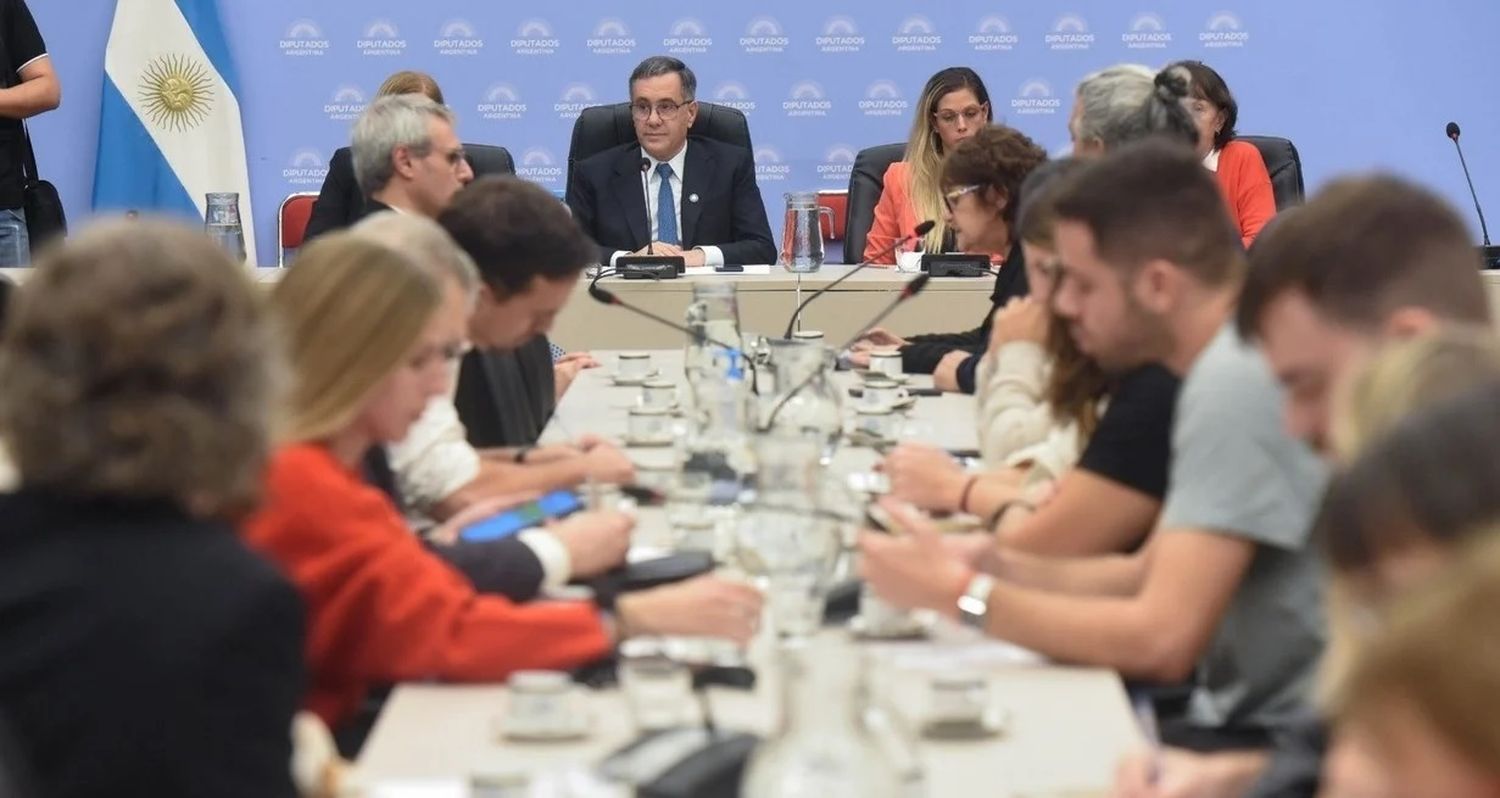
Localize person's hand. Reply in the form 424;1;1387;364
932;349;971;392
616;575;764;644
942;532;999;570
881;442;969;512
989;296;1049;351
547;510;633;579
428;492;541;544
681;248;707;268
573;433;609;452
857;327;907;348
580;441;636;484
858;498;971;612
635;242;683;257
555;351;600;368
1321;730;1396;798
519;442;584;465
1114;746;1270;798
846;349;872;369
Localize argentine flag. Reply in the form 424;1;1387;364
93;0;256;265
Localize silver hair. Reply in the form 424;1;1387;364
629;55;696;102
1071;64;1155;150
351;95;457;196
352;211;479;301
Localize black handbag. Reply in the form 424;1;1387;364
18;120;63;245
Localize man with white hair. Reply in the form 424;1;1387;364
351;94;474;220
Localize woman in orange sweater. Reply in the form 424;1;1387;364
244;233;762;731
1172;60;1276;248
864;67;993;264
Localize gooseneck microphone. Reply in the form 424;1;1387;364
782;220;936;339
760;272;932;432
588;282;748;363
1447;122;1500;269
639;157;655;255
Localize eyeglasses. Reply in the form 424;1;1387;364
630;100;694;121
934;104;988;127
942;184;982;211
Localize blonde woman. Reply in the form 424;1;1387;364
304;70;448;239
244;233;761;736
1332;533;1500;798
0;220;303;797
863;66;992;264
1116;329;1500;798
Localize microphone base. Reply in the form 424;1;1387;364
922;253;992;278
618;255;685;280
1481;245;1500;271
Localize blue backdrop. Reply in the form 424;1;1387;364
34;0;1500;263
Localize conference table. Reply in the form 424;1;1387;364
353;351;1143;797
0;263;1001;354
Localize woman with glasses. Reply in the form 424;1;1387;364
1169;60;1275;248
243;232;762;745
881;158;1178;560
863;67;993;265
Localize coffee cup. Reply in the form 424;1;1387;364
638;379;678;410
791;330;825;343
627;406;672;443
617;351;653;381
505;670;587;738
859;377;908;410
927;672;989;725
868;348;903;379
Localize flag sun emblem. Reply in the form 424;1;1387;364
138;54;214;131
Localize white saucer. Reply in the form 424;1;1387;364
919;707;1011;741
621;434;676;448
495;712;592;743
849;613;930;641
858;371;910;385
608;368;660;385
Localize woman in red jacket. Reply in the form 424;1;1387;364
1172;60;1276;248
864;67;993;265
245;233;762;731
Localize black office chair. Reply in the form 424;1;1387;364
843;143;906;263
565;101;753;191
1239;135;1305;211
464;143;516;178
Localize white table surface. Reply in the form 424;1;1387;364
355;350;1142;797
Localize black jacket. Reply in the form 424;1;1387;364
566;137;777;266
900;240;1030;392
303;146;365;242
453;339;558;449
0;490;305;798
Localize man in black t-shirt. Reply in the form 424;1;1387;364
0;0;57;267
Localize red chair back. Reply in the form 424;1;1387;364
817;190;848;241
278;193;319;266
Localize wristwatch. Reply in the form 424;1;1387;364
956;572;996;630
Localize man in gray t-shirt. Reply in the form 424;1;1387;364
859;140;1327;747
1162;325;1326;731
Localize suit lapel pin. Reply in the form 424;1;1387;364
688;193;700;204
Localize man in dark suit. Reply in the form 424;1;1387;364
567;56;776;267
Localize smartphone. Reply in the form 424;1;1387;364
714;264;746;273
459;490;584;543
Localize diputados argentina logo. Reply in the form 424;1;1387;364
554;84;596;121
478;85;526;121
515;149;563;187
664;19;712;54
1010;81;1062;116
782;82;832;118
280;20;328;57
859;81;908;118
282;150;328;187
324;86;367;122
740;17;788;54
817;17;865;53
754;147;791;183
892;16;941;52
818;146;857;182
1123;14;1173;49
1046;15;1095;51
588;19;636;55
969;16;1019;52
357;20;406;57
434;19;483;56
1200;12;1249;48
713;83;757;116
511;19;559;56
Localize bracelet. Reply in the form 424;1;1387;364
512;446;534;464
986;499;1036;529
958;475;980;514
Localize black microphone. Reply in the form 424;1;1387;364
783;220;936;339
760;272;932;432
639;157;655;255
588;283;746;359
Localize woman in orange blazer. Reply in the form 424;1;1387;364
1173;60;1276;248
864;67;994;264
244;233;762;731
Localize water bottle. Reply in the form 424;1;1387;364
204;192;247;264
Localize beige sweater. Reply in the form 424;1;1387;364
973;341;1086;482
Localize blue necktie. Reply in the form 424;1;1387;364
655;162;679;246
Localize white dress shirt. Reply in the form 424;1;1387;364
388;379;573;590
609;141;724;267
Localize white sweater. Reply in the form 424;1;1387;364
973;341;1085;482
